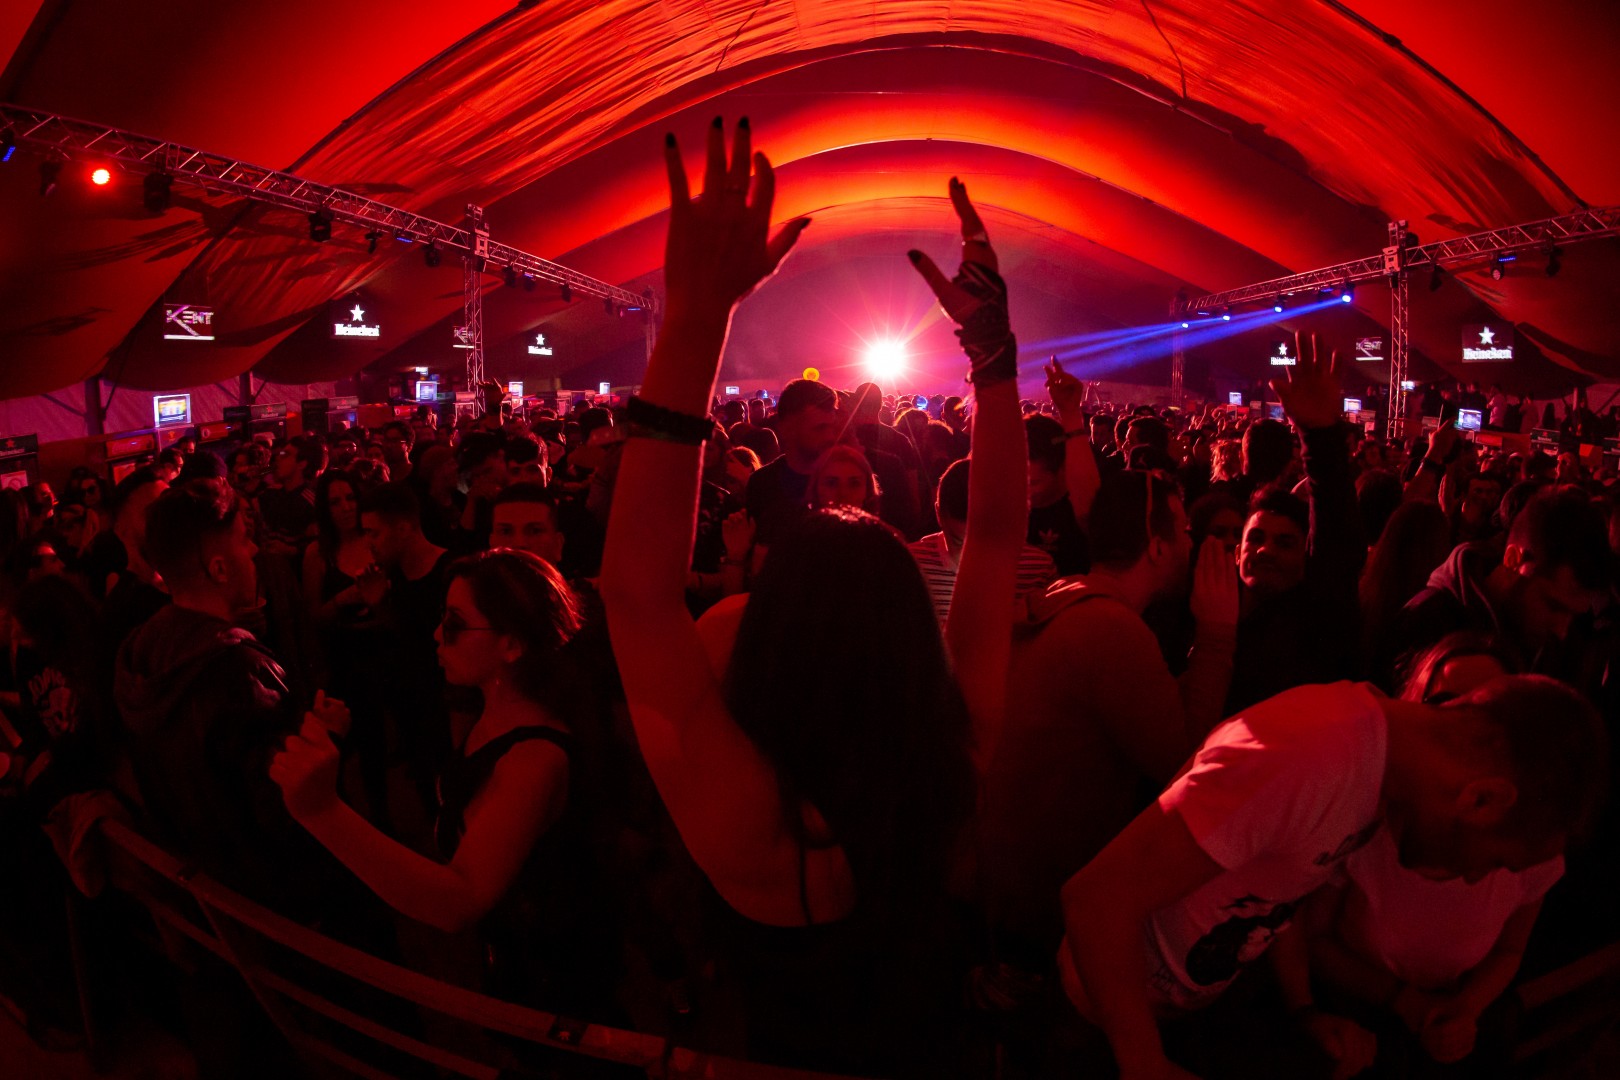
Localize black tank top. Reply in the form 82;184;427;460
433;726;621;1018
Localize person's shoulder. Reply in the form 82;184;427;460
1221;682;1384;752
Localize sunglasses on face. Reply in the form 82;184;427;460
439;609;498;644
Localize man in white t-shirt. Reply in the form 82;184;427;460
1058;675;1606;1080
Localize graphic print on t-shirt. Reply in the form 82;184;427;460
1183;894;1297;987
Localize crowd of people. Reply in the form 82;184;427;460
0;121;1615;1079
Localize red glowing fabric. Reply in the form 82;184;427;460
0;1;1616;400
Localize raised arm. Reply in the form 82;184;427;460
1271;333;1366;581
908;179;1024;768
1047;357;1102;519
596;120;840;926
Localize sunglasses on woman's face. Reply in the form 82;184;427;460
439;609;497;644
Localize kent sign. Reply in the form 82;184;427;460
163;303;215;341
1355;337;1383;362
1462;324;1513;363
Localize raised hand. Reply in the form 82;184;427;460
1424;417;1459;464
721;509;755;562
1189;535;1239;630
1300;1010;1377;1079
908;178;1015;386
308;689;351;738
268;714;341;825
1270;332;1344;431
662;118;811;320
1045;356;1084;417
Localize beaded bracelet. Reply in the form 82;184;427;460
626;396;714;446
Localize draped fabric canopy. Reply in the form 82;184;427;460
2;0;1616;400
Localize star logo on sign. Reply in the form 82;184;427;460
535;334;546;346
350;305;365;322
1277;344;1290;358
1479;327;1495;345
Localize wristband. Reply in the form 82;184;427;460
626;396;713;446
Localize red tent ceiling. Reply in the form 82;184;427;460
1;0;1615;401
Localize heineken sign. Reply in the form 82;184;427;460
1462;324;1514;363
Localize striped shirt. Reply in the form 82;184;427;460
907;532;1058;624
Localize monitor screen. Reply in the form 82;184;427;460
1400;380;1416;391
1266;403;1285;421
414;380;439;403
1228;392;1242;405
1457;408;1482;432
1343;397;1362;413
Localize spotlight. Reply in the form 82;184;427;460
504;265;519;289
365;230;381;255
393;230;415;244
559;282;573;303
1429;265;1443;292
1;128;14;163
1180;321;1190;329
38;159;60;196
1340;283;1354;304
90;166;112;186
1221;307;1232;322
522;273;536;292
1545;247;1562;278
308;209;333;243
1490;257;1505;281
423;242;442;268
604;297;616;316
143;172;172;212
864;339;908;380
1272;296;1284;313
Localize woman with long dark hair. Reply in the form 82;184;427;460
600;122;1025;1072
270;550;617;1014
301;469;378;624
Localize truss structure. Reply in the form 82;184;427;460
461;205;488;407
1387;221;1411;439
1177;206;1620;315
0;103;652;311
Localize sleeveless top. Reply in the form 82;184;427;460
433;726;621;1019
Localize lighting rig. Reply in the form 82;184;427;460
0;103;657;409
1173;206;1620;435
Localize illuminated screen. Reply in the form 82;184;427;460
1228;392;1242;405
1457;409;1482;432
1343;398;1362;412
1267;404;1285;421
415;380;439;403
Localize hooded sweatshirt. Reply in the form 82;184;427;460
114;603;330;917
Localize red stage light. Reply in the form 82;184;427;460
90;167;111;186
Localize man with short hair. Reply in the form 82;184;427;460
1025;414;1089;576
256;436;321;556
360;482;454;784
1392;486;1608;682
379;421;415;483
745;378;839;547
490;482;566;567
114;480;334;912
1059;675;1607;1079
983;470;1237;963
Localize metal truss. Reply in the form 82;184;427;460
1387;222;1411;440
0;103;653;311
1169;295;1185;408
1178;205;1620;315
460;205;487;407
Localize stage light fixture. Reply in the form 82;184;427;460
1221;307;1231;321
504;265;519;289
365;230;381;255
143;171;172;212
864;339;908;380
1340;283;1354;303
1272;296;1284;313
522;273;536;292
1545;247;1561;278
1;128;14;163
90;166;111;186
423;242;442;268
38;159;60;196
1180;321;1190;329
307;209;333;243
604;297;616;316
559;282;573;303
393;230;414;243
1429;265;1443;292
1490;257;1506;281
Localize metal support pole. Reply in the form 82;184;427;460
461;204;488;409
1169;296;1186;409
642;287;657;369
82;377;104;436
1387;220;1411;442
